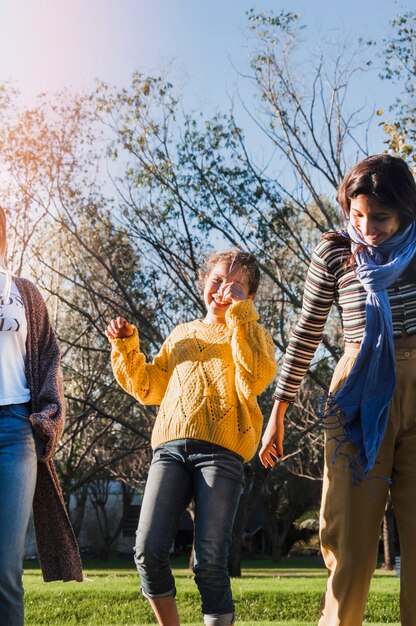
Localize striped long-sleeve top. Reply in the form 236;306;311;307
274;233;416;403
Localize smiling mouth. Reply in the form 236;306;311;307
212;295;231;307
361;233;380;243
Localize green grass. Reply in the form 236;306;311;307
23;558;401;625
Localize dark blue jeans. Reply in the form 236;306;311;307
134;439;244;626
0;402;37;626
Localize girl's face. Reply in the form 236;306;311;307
349;195;401;246
203;261;253;324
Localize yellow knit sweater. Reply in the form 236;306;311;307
110;300;276;462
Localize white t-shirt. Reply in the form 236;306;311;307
0;274;31;405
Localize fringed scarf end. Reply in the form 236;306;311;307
317;392;391;486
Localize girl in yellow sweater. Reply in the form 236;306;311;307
105;248;276;626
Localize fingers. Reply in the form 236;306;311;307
221;282;245;303
213;290;232;305
216;284;232;303
105;317;132;340
259;441;283;469
105;317;124;339
259;447;277;468
261;452;278;468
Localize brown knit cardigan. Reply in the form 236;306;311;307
15;277;83;583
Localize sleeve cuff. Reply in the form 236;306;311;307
272;393;295;405
225;299;259;328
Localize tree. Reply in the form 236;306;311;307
0;89;157;521
90;11;397;565
377;11;416;162
88;479;135;560
381;496;396;571
0;7;413;567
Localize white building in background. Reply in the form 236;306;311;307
24;482;143;559
24;481;193;560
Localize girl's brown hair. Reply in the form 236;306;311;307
198;247;260;294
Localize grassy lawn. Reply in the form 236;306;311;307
23;557;401;625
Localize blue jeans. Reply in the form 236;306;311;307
134;439;244;626
0;403;37;626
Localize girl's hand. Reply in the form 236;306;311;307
105;317;134;340
219;282;247;304
258;400;288;468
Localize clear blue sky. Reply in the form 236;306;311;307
0;0;411;155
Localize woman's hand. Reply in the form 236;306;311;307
259;400;288;468
105;317;134;340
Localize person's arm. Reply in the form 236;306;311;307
26;285;65;462
106;317;170;405
259;241;337;468
226;299;277;400
274;243;336;403
258;400;288;467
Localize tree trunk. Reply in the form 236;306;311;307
91;480;134;560
187;500;195;570
70;484;88;538
382;497;396;570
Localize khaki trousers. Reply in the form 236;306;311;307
319;346;416;626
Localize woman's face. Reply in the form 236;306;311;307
349;195;401;246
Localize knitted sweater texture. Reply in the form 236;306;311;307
111;300;276;462
15;277;83;583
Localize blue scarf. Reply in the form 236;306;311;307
327;220;416;478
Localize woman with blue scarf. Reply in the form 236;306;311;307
259;155;416;626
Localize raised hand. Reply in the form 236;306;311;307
218;281;249;304
105;316;134;340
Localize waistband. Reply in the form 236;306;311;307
343;344;416;360
395;348;416;361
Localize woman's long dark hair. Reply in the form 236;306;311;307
326;155;416;280
337;154;416;227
